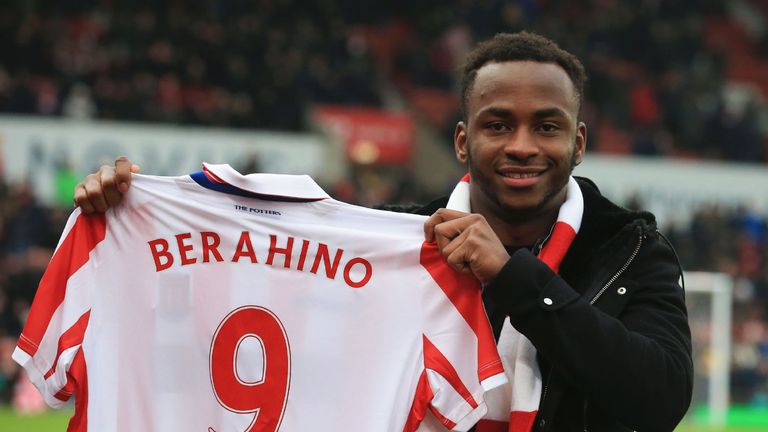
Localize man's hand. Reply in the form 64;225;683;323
73;156;140;214
424;209;510;284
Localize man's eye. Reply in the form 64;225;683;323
539;123;559;133
487;123;507;131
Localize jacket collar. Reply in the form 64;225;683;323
559;177;656;286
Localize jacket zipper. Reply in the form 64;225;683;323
532;222;557;256
584;230;644;432
539;372;553;429
589;232;644;305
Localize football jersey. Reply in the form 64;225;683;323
13;163;506;432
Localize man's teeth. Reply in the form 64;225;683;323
504;172;539;179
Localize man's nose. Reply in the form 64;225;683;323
503;130;539;161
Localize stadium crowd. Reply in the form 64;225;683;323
666;204;768;405
1;0;768;413
0;0;766;161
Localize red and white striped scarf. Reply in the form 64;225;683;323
446;174;583;432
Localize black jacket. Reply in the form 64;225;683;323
410;177;692;432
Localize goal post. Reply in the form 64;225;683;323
684;271;733;427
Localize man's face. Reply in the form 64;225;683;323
455;60;586;223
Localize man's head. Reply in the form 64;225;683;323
455;32;588;228
460;32;587;120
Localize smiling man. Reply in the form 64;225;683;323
74;32;692;432
419;32;692;431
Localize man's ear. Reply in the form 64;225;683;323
573;121;587;166
455;121;468;164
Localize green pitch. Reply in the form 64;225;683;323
678;426;767;432
0;407;72;432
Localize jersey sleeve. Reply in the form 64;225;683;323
12;209;106;408
406;242;506;431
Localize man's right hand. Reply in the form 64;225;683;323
73;156;140;214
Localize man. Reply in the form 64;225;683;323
74;32;692;431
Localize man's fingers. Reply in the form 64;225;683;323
94;164;123;207
74;172;102;211
433;220;464;252
424;214;442;243
445;248;472;274
73;184;95;214
73;159;135;214
83;176;109;213
439;228;482;276
114;156;136;193
440;228;471;259
104;190;122;207
424;208;470;242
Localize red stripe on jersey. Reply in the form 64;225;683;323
420;243;504;381
509;410;537;431
65;349;89;432
476;410;537;432
53;372;75;402
475;419;508;432
43;310;91;380
402;370;432;432
423;335;478;409
475;419;512;432
18;213;106;357
537;221;576;273
53;388;73;402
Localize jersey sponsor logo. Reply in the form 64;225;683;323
234;205;282;216
147;232;373;288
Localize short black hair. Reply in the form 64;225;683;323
460;31;587;119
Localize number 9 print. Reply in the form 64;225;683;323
209;306;291;432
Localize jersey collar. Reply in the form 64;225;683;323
190;163;330;202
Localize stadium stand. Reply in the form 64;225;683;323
0;1;766;161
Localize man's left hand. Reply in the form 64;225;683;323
424;209;510;284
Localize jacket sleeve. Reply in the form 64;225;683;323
484;233;692;431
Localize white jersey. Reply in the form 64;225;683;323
14;163;505;432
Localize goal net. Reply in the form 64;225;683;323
684;271;733;426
